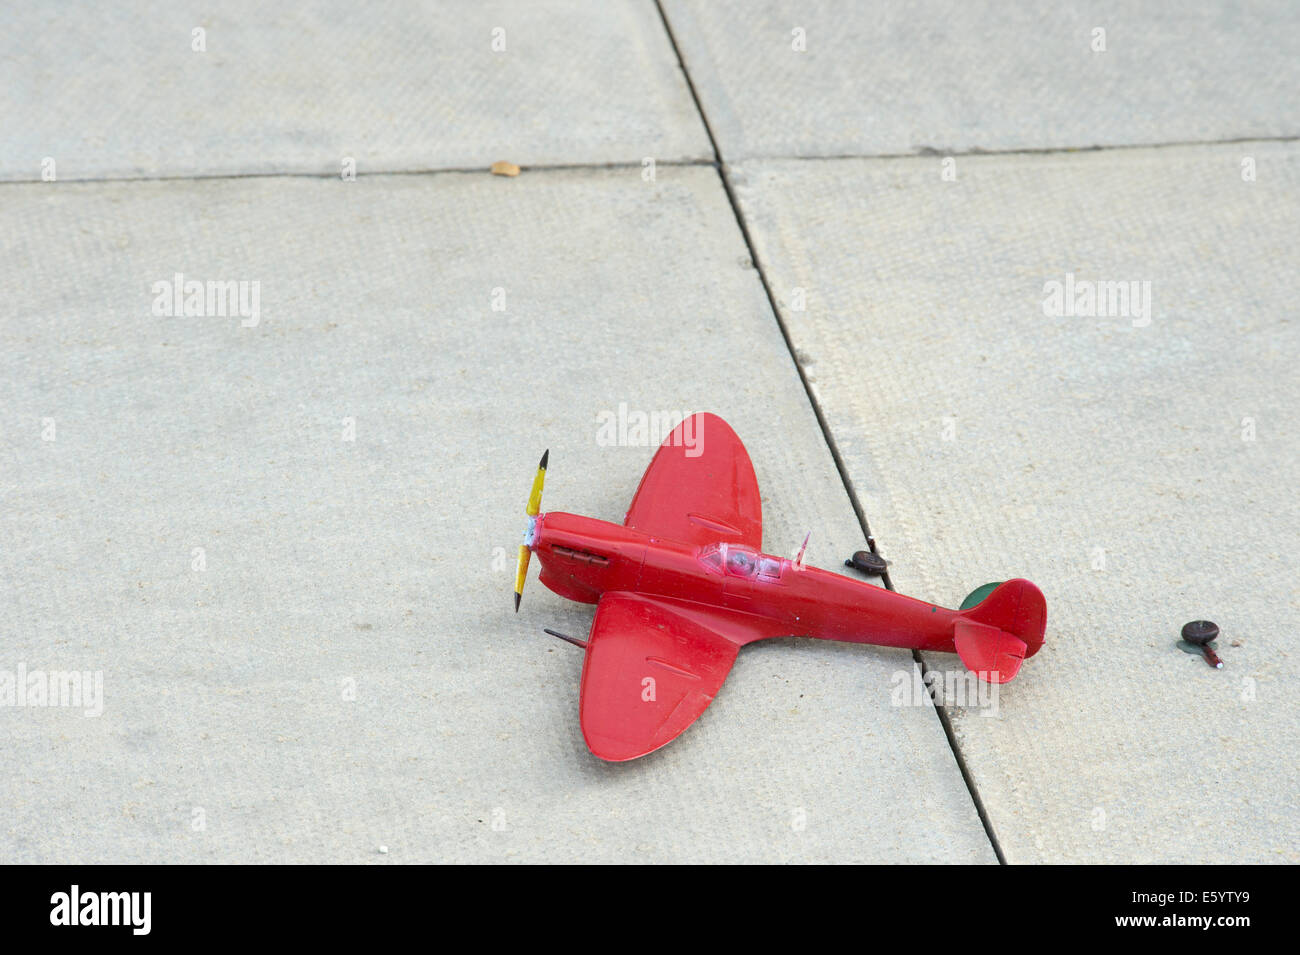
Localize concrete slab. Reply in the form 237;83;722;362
0;0;712;182
0;166;995;862
730;143;1300;862
662;0;1300;159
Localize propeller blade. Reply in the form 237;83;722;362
526;449;548;516
514;545;530;612
515;450;548;612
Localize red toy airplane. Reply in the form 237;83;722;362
515;413;1046;761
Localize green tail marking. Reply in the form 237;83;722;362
959;581;1003;611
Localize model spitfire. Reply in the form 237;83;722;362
515;413;1046;761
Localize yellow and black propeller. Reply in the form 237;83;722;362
514;449;548;612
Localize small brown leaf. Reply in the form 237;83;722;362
490;160;520;177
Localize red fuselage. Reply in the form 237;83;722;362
534;511;962;653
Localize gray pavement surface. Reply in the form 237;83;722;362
1;1;712;181
731;143;1300;863
3;1;1296;864
663;0;1300;159
1;168;993;863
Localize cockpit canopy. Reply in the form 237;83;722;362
699;543;784;580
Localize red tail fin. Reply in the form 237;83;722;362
953;579;1047;684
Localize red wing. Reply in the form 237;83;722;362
579;592;777;761
623;412;762;549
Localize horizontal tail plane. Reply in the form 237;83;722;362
952;579;1047;684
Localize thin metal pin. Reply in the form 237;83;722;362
543;628;588;650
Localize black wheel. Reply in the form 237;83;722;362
1180;620;1220;647
845;550;888;576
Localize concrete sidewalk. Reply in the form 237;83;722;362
1;168;993;863
731;143;1300;863
2;1;1296;863
663;0;1300;158
1;0;711;180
